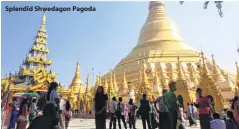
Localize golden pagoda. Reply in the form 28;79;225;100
103;1;236;111
1;11;58;101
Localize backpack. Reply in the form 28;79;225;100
115;103;122;116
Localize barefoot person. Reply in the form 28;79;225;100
63;100;72;129
94;86;108;129
194;88;211;129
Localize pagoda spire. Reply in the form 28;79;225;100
84;73;92;113
142;60;150;94
113;70;119;93
95;75;99;86
201;52;210;76
177;57;186;79
211;54;226;82
188;62;199;86
70;62;82;93
103;75;108;93
23;11;51;70
98;72;102;85
71;62;82;85
85;73;91;94
152;66;161;96
158;63;168;88
121;70;128;94
108;69;115;97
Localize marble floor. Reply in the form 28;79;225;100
67;118;200;129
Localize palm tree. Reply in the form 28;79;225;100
179;1;224;17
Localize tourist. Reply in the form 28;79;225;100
45;82;60;111
116;97;127;129
63;100;72;129
94;86;108;129
29;98;37;124
109;96;117;129
8;104;18;129
210;112;226;129
194;88;211;129
226;111;238;129
177;104;186;129
45;82;63;127
231;96;239;124
154;89;169;129
28;103;62;129
16;97;29;129
139;94;151;129
190;103;197;126
222;108;228;122
150;101;157;129
128;98;137;129
124;104;129;124
164;81;178;129
4;103;13;126
187;103;195;126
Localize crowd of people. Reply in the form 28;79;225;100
2;82;73;129
2;80;239;129
94;81;239;129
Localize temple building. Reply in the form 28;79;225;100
99;1;236;111
1;11;58;101
2;1;238;112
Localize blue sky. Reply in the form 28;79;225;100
2;1;239;88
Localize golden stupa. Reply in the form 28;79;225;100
100;1;236;111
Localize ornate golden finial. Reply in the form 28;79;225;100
121;70;128;94
188;62;199;86
113;70;119;93
103;75;108;93
42;11;46;25
95;75;99;86
211;54;225;82
142;60;150;94
98;72;102;85
108;69;115;96
72;62;81;84
84;73;92;113
152;65;161;96
158;63;167;88
177;56;185;79
201;51;210;75
85;73;90;93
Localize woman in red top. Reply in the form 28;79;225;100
194;88;211;129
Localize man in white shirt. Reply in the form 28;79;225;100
210;112;226;129
109;97;117;129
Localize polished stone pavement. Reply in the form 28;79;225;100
68;118;200;129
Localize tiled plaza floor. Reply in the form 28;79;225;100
68;118;200;129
